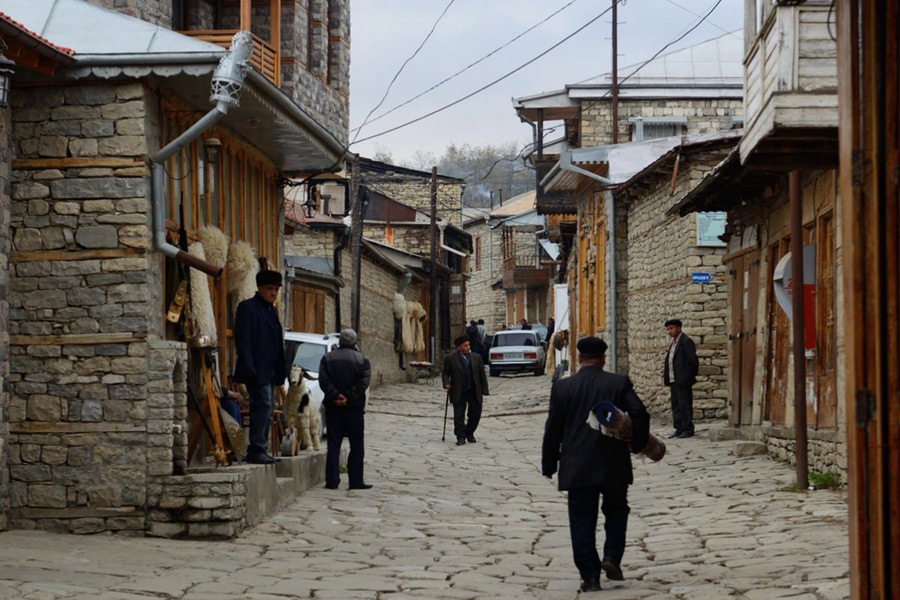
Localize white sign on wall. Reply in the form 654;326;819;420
696;212;727;247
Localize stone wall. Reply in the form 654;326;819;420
464;219;506;332
85;0;173;28
0;99;11;530
623;155;729;426
581;98;743;147
363;172;463;225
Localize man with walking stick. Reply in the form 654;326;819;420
442;335;489;446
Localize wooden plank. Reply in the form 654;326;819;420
11;248;146;262
11;333;144;346
12;158;143;169
10;507;143;519
10;422;146;434
240;0;251;31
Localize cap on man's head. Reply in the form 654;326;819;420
256;270;282;287
576;336;608;356
454;335;469;348
339;329;358;347
664;319;682;328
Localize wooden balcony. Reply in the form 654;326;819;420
180;30;280;87
502;253;550;289
740;4;838;168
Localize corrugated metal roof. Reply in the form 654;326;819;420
489;190;536;217
0;0;221;56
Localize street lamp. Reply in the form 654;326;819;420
0;47;16;108
302;189;317;219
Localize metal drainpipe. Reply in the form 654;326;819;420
607;191;617;373
149;32;253;278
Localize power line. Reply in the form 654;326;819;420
349;0;584;134
351;0;457;145
350;3;617;146
662;0;739;39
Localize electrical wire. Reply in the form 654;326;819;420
351;0;457;145
351;3;617;146
349;0;584;134
662;0;739;39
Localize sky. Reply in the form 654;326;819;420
348;0;744;165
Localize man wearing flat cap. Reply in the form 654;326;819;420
442;335;489;446
233;269;288;464
542;336;649;593
663;318;699;439
318;329;372;490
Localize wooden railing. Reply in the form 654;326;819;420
180;30;280;87
503;253;540;270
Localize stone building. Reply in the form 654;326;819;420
668;3;844;477
0;0;351;535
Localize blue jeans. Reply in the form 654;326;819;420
246;382;274;458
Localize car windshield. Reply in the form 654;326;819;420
493;332;537;347
290;341;328;372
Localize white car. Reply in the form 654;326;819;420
489;330;547;377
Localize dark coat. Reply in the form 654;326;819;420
542;365;649;491
442;351;489;404
663;333;699;387
232;294;287;386
318;346;371;411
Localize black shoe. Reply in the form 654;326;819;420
601;559;624;581
246;454;276;464
456;437;466;446
324;483;339;490
264;453;282;462
579;576;601;592
466;435;477;443
349;483;373;490
676;431;694;439
667;431;682;439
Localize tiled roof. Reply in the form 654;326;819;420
0;9;75;57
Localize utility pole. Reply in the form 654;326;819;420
789;170;808;489
611;0;619;144
429;166;438;364
350;155;363;333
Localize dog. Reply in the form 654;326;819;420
284;366;321;454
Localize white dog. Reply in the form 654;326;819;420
284;366;321;454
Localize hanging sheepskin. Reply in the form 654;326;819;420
226;240;258;314
187;242;217;347
196;225;229;270
404;301;427;353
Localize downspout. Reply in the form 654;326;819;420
149;32;253;277
607;191;617;373
438;220;467;258
333;225;350;328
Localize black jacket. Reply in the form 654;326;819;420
442;351;489;404
542;365;649;490
318;346;371;411
232;294;287;386
663;333;699;387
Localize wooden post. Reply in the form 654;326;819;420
240;0;251;32
270;0;281;86
611;0;619;144
350;155;362;332
429;167;438;364
789;170;808;489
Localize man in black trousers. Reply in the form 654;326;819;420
319;329;372;490
442;335;489;446
233;269;287;464
663;318;699;439
542;337;649;593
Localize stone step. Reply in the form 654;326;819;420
732;441;768;457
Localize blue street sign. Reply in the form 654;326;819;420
691;272;713;283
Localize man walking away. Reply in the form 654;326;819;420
662;318;699;439
442;335;489;446
542;337;649;593
233;269;288;464
319;329;372;490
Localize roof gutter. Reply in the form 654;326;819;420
68;52;224;65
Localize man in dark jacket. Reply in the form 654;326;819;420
663;318;699;439
442;335;489;446
233;269;287;464
318;329;372;490
542;337;649;593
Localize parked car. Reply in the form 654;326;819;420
508;323;548;342
488;330;546;377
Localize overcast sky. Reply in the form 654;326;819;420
347;0;744;164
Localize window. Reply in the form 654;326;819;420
629;117;688;141
475;236;482;271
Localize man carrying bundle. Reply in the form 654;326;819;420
541;336;649;593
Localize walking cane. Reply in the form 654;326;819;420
441;390;450;442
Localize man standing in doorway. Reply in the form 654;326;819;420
520;318;532;330
663;318;699;439
442;335;489;446
319;329;372;490
233;269;288;464
542;337;649;592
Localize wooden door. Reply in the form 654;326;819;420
449;274;466;342
765;239;790;424
291;284;325;334
814;211;837;429
728;255;745;426
727;251;760;426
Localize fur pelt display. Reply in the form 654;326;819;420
405;301;427;353
226;241;258;314
284;367;321;453
393;293;407;353
196;225;229;269
187;242;217;347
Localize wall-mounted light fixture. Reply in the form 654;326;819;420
0;40;16;108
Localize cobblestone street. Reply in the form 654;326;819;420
0;374;849;600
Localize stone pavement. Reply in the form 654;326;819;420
0;374;850;599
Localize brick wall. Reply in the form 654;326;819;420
581;98;743;147
0;101;11;530
622;156;729;426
